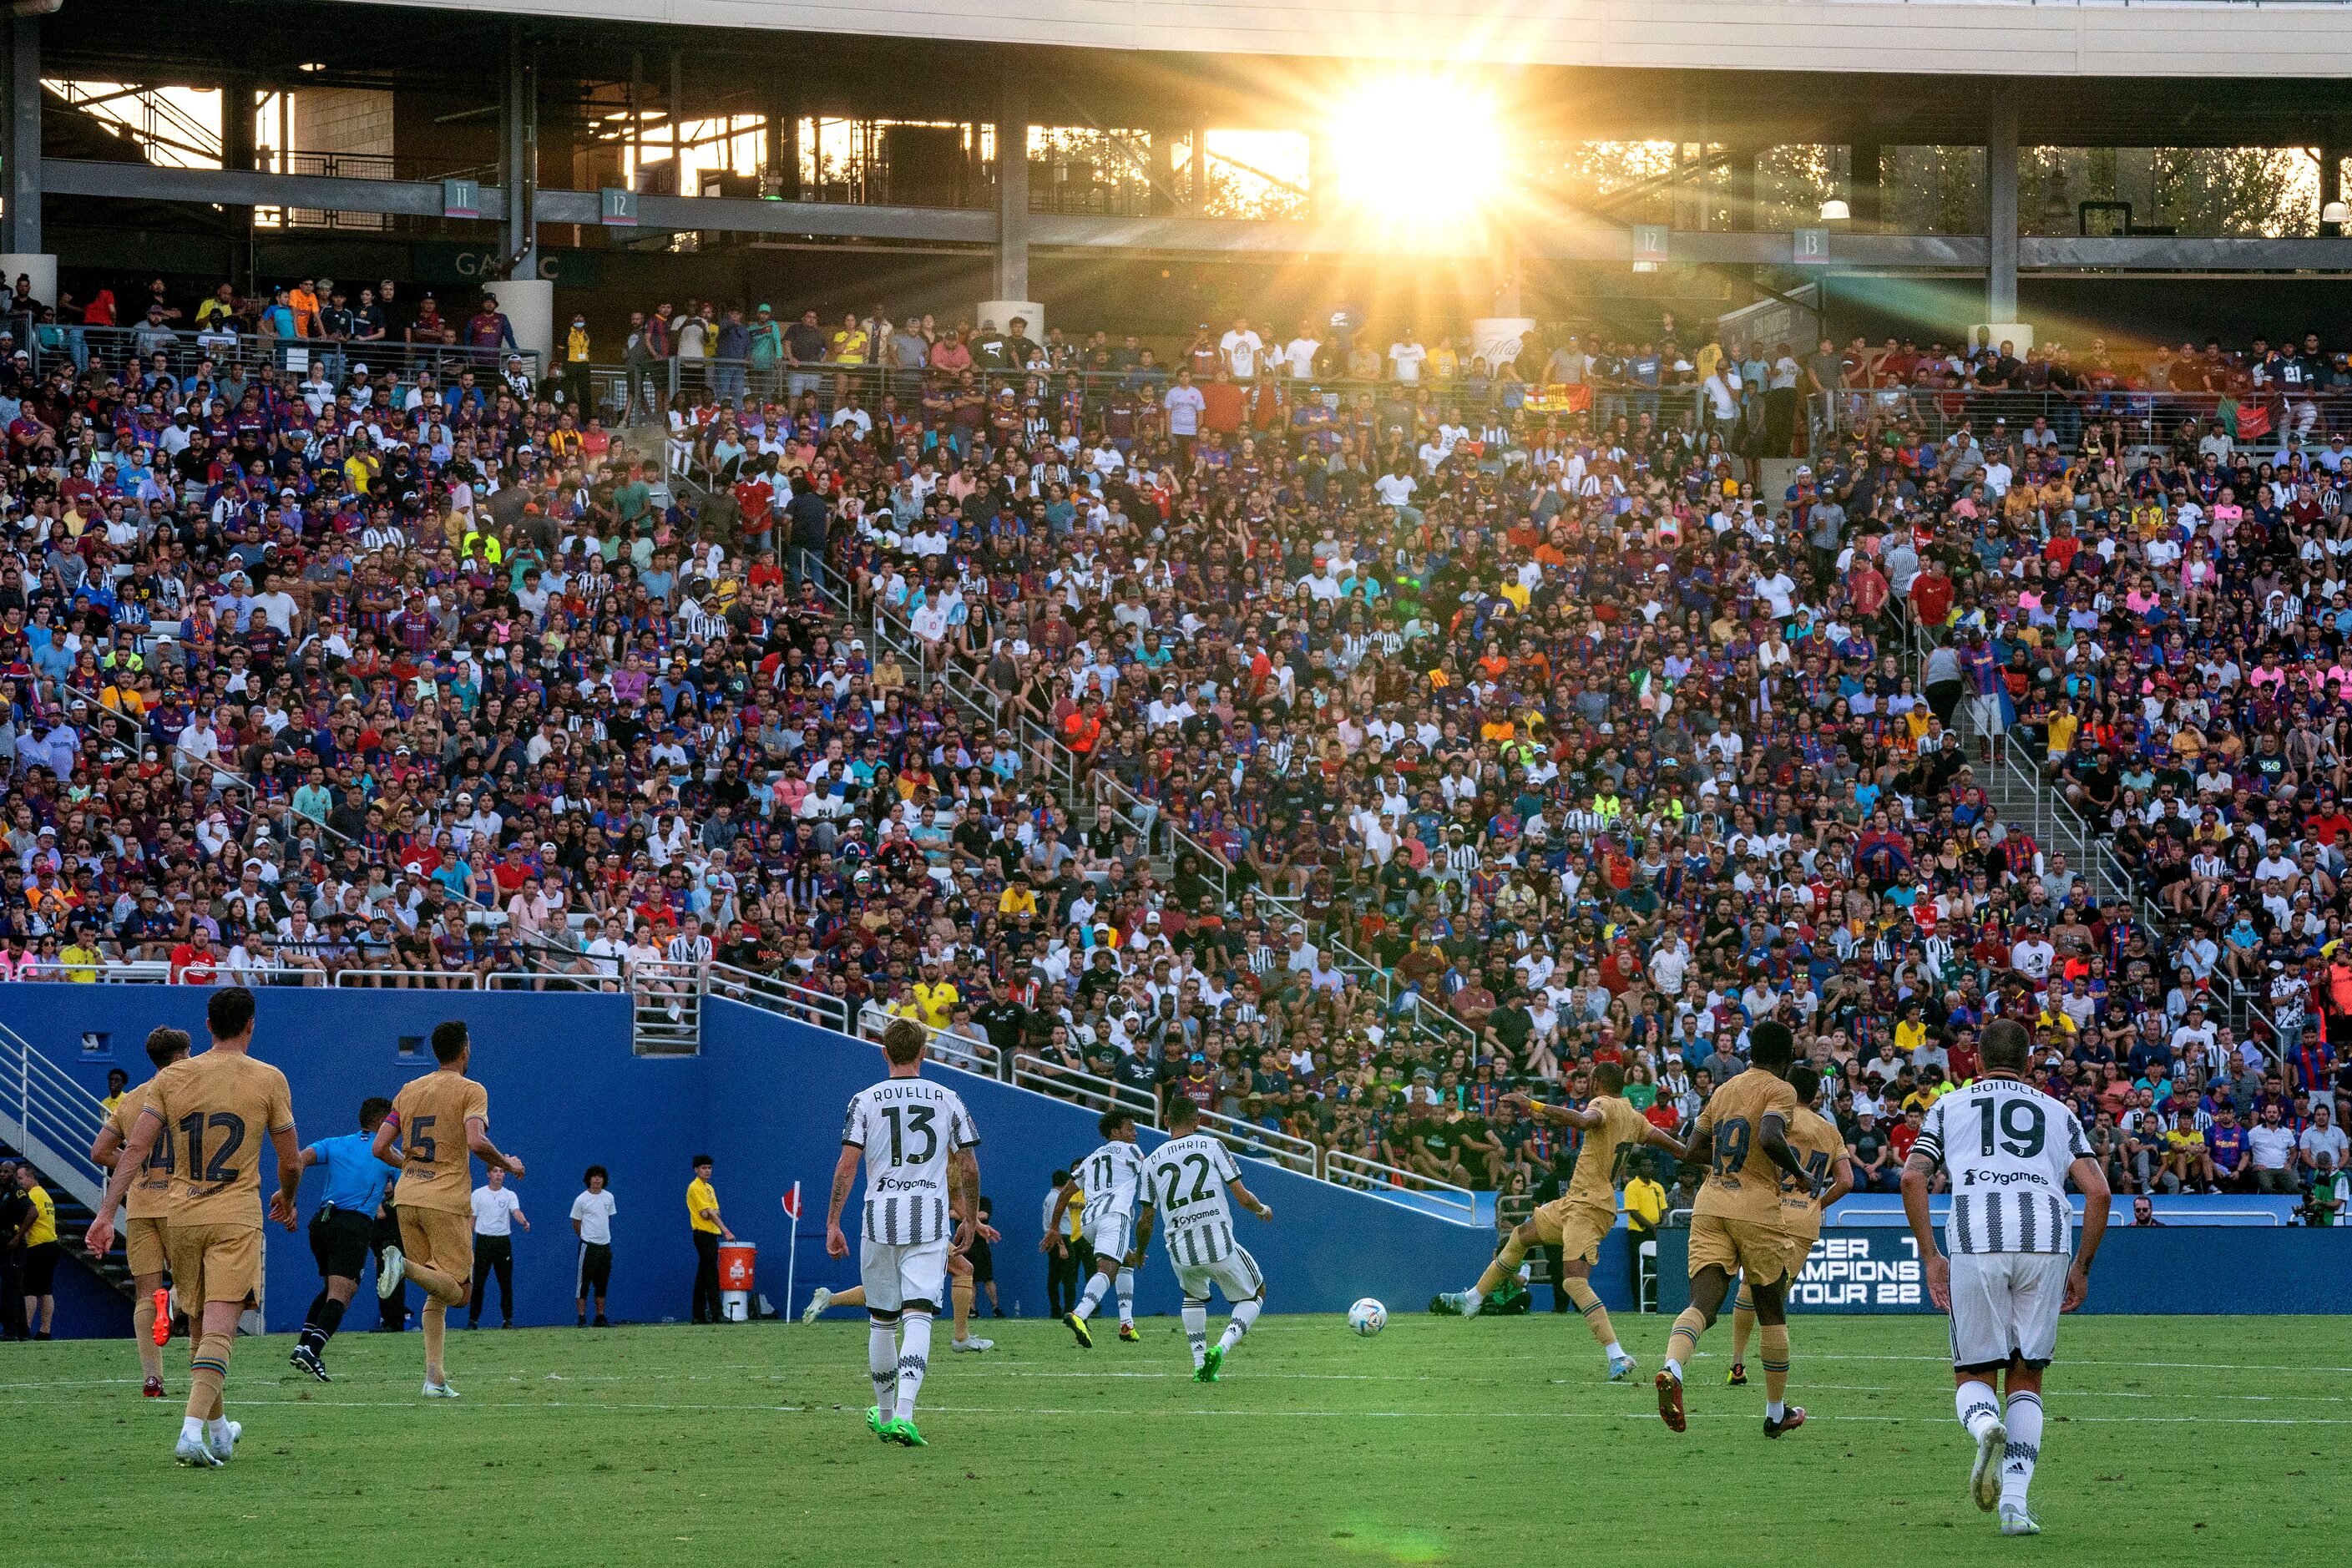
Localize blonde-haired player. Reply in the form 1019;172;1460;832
88;1025;193;1399
1434;1064;1686;1382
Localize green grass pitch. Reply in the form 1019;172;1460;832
8;1314;2342;1564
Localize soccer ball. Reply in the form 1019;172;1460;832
1348;1297;1387;1336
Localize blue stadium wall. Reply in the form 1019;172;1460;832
0;986;1493;1334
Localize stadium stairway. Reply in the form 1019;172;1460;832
0;1021;135;1301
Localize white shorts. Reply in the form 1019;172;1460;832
859;1237;949;1316
1082;1208;1136;1263
1967;693;2008;736
1947;1251;2069;1371
1174;1246;1263;1307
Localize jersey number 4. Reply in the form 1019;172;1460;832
880;1105;937;1166
1976;1099;2045;1159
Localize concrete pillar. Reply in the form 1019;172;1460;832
993;67;1029;307
3;13;40;259
1189;119;1209;210
1728;145;1760;230
503;25;539;276
1850;138;1881;232
220;74;256;289
1986;81;2020;329
1149;125;1176;216
498;276;554;371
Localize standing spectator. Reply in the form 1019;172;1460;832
2300;1104;2348;1186
563;311;594;413
686;1153;732;1325
785;473;831;589
466;1166;528;1328
0;1158;25;1340
1040;1166;1084;1318
13;1161;58;1339
571;1165;618;1327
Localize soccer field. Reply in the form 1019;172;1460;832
10;1314;2340;1565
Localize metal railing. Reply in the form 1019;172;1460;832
33;321;541;389
1323;1147;1479;1220
0;1019;109;1215
1012;1051;1158;1120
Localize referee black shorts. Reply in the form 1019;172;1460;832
310;1208;374;1282
21;1241;60;1295
965;1234;994;1284
576;1241;613;1296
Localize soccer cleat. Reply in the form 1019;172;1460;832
1196;1345;1224;1383
1763;1407;1807;1439
1118;1323;1141;1343
948;1336;994;1353
377;1245;406;1299
1998;1506;2041;1537
421;1380;461;1399
1608;1352;1639;1383
594;1315;609;1328
1970;1420;2008;1512
883;1417;928;1447
1431;1290;1479;1318
289;1345;331;1383
1063;1312;1093;1349
151;1288;172;1346
175;1430;223;1468
865;1406;888;1439
802;1286;833;1325
142;1376;165;1399
1656;1370;1687;1434
206;1420;241;1462
1726;1361;1748;1386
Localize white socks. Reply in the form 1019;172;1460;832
1605;1339;1625;1359
1956;1379;2001;1439
1219;1297;1261;1353
180;1415;205;1443
1663;1358;1684;1383
1461;1287;1485;1312
2002;1391;2043;1512
1182;1301;1209;1367
1072;1272;1110;1321
207;1417;232;1447
1766;1400;1786;1422
868;1323;898;1414
1115;1267;1136;1327
893;1313;933;1424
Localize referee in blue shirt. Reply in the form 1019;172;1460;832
289;1096;398;1382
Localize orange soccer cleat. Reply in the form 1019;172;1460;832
151;1289;172;1346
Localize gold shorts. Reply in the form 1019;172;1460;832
1687;1213;1792;1286
1776;1228;1823;1281
398;1206;474;1285
1530;1199;1613;1267
166;1222;260;1308
124;1215;169;1279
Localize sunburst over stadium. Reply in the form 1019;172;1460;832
0;0;2344;1560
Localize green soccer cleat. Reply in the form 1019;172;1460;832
1118;1323;1142;1343
883;1417;928;1447
865;1406;888;1439
1196;1345;1224;1383
1063;1311;1093;1349
1998;1505;2041;1536
1726;1361;1748;1386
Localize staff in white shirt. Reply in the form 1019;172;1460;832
466;1168;529;1328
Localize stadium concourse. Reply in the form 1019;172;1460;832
0;274;2350;1234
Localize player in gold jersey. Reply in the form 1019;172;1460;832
373;1019;524;1398
88;1025;192;1399
1432;1065;1687;1380
1727;1065;1853;1384
83;989;301;1467
1658;1020;1828;1437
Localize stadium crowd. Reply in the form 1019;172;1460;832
0;271;2349;1223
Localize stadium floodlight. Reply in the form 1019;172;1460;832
1819;198;1851;222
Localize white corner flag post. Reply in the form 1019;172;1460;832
781;1182;802;1322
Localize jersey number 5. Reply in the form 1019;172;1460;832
881;1105;937;1166
407;1115;438;1164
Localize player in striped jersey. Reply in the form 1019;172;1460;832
1903;1019;2109;1537
1046;1110;1147;1348
1135;1099;1274;1382
826;1019;983;1448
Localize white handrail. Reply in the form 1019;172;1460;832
1323;1148;1479;1219
0;1019;110;1214
1191;1103;1319;1175
706;960;855;1034
1011;1051;1157;1120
